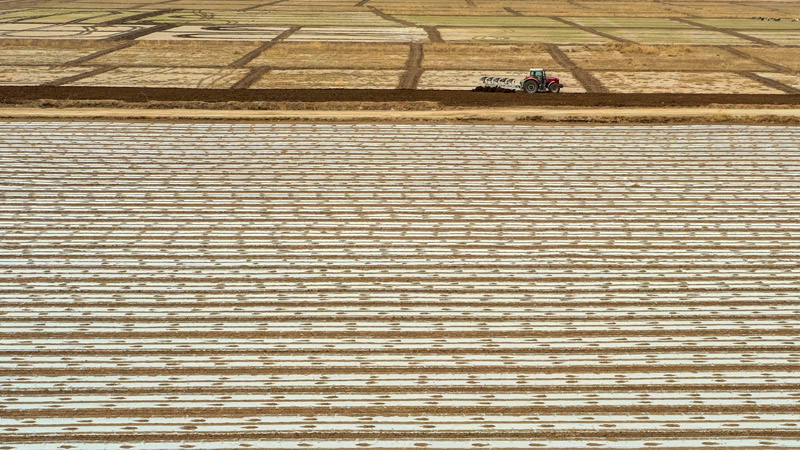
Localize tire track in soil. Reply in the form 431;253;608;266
62;41;138;67
545;44;608;93
549;16;635;44
738;71;800;94
465;0;476;6
671;17;777;46
355;0;371;6
398;43;424;89
43;66;117;87
504;7;523;16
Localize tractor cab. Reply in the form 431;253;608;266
529;68;546;84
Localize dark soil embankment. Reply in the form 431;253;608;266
1;86;799;108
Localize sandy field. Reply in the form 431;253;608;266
1;121;799;450
250;42;410;69
594;70;784;94
561;44;765;71
69;67;249;88
252;69;404;89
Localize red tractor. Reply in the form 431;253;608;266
476;68;563;93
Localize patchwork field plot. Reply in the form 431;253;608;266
92;41;263;67
738;46;800;71
595;28;750;45
694;18;800;30
285;26;428;43
0;64;87;84
738;30;800;46
438;27;608;44
69;67;249;88
251;69;403;89
561;44;763;71
594;70;782;93
0;39;116;65
564;17;693;28
146;10;396;27
398;15;569;27
250;43;410;69
422;44;561;70
0;1;799;93
1;122;800;450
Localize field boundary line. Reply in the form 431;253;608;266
737;71;800;94
108;23;176;41
398;43;424;89
670;18;777;46
548;16;634;44
546;44;607;93
97;9;176;26
229;26;300;68
62;41;137;67
42;66;116;87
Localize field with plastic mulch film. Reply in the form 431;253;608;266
1;122;800;450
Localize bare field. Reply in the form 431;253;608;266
0;39;116;64
738;46;800;71
562;44;764;71
250;42;410;69
252;69;404;89
422;43;561;70
69;67;249;88
93;40;262;67
1;122;800;450
438;27;609;44
0;64;88;84
594;70;782;93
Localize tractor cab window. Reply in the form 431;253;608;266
530;70;545;82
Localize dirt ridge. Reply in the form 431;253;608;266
398;43;424;89
4;86;799;107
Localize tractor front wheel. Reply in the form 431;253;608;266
523;80;539;94
548;83;561;93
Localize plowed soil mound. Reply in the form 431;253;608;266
2;86;799;107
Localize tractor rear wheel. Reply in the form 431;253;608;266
522;80;539;94
548;83;561;93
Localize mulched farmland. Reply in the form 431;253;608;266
2;121;800;449
0;0;799;94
